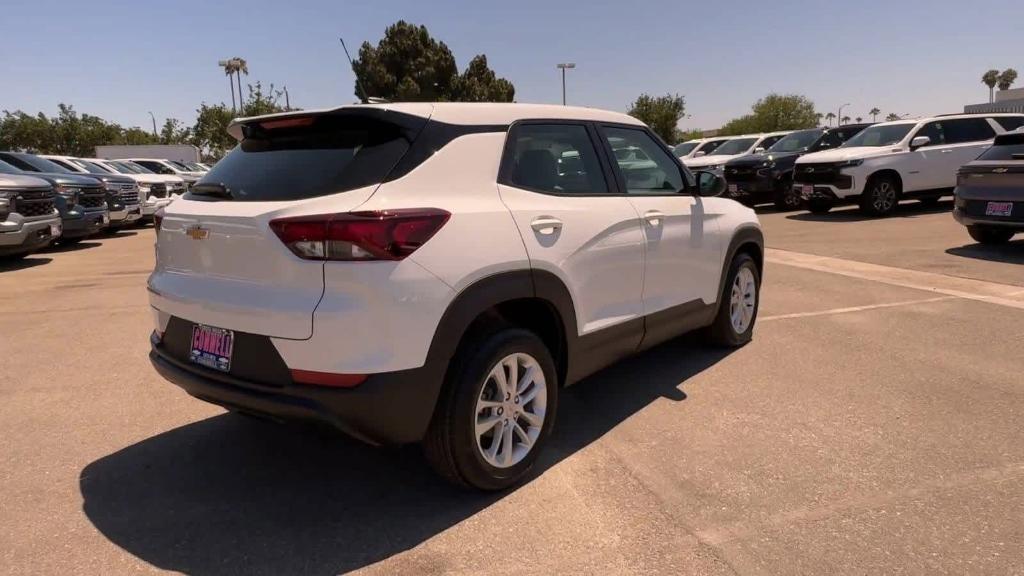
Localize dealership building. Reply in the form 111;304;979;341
965;87;1024;114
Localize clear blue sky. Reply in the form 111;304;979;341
2;0;1021;133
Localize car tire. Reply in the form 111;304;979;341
859;175;900;216
807;199;832;214
773;178;801;211
967;225;1015;245
423;327;558;491
707;253;760;347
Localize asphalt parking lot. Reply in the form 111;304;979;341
3;202;1023;575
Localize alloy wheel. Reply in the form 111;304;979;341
729;267;757;334
474;353;547;469
872;181;896;213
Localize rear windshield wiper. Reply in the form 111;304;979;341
190;183;233;199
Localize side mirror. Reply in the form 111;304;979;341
754;147;765;154
695;170;726;197
694;150;707;158
910;136;931;150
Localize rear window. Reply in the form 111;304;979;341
192;113;420;201
979;134;1024;161
994;117;1024;132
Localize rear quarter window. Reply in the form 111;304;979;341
191;113;422;201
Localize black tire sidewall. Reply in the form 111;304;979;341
448;329;559;490
711;253;760;346
861;175;898;216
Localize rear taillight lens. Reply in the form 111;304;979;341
269;209;450;261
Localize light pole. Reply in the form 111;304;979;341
838;103;851;126
556;63;575;106
148;112;157;138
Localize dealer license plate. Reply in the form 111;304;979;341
190;324;234;373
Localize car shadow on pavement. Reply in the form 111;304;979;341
101;230;139;239
0;256;52;272
41;241;102;254
946;240;1024;265
79;336;731;576
786;199;955;222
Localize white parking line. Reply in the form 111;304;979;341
767;249;1024;311
760;296;956;322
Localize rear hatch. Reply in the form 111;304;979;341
149;107;430;339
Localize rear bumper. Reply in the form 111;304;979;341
953;207;1024;230
150;335;444;445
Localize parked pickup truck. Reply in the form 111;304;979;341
0;158;109;243
0;152;142;229
0;173;62;259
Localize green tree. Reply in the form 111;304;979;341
627;93;686;143
841;116;851;125
824;112;836;126
869;107;881;122
982;69;1000;102
719;94;818;135
998;68;1018;91
453;55;515;102
190;103;236;160
885;113;901;121
352;21;459;101
160;118;192;145
855;117;863;123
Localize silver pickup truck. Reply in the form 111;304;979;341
0;174;62;259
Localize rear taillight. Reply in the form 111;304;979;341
269;209;450;261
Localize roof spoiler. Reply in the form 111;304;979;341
227;105;433;142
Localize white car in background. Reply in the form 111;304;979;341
84;158;183;218
794;113;1024;216
126;158;203;186
673;137;731;160
684;131;791;174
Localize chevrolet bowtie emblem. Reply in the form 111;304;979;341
186;225;210;240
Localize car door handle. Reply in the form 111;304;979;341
530;217;562;234
644;210;665;226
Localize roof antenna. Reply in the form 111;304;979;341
339;37;369;104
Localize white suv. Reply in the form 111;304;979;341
147;103;764;490
794;113;1024;215
683;131;792;174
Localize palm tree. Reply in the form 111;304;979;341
982;69;1000;103
815;112;824;126
825;112;836;126
855;117;863;123
998;68;1018;91
222;59;239;111
841;116;851;125
869;107;881;122
885;113;901;122
233;57;249;112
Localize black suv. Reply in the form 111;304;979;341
953;130;1024;244
723;124;872;210
0;156;109;244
